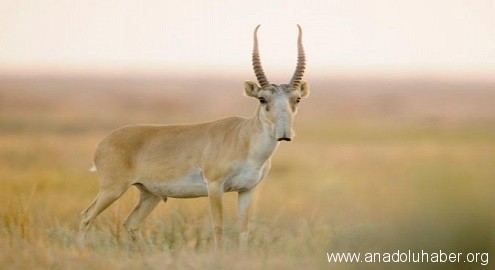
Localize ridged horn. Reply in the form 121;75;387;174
252;25;271;88
289;24;306;89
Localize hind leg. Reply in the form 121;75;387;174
78;185;128;243
123;185;161;246
80;196;97;221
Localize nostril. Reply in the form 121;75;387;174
277;137;292;141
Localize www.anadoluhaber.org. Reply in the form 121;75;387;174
326;250;488;266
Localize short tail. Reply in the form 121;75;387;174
89;165;97;172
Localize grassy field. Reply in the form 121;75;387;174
0;75;494;269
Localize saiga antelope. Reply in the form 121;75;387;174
78;25;309;248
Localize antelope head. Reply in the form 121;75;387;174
244;25;309;142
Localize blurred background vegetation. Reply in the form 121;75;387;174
0;75;493;269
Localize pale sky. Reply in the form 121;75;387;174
1;0;495;79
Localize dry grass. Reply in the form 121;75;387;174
0;75;494;269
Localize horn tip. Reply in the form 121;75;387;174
254;25;261;34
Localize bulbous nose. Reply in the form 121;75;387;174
277;137;292;141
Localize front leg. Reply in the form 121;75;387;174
207;181;224;248
237;188;255;249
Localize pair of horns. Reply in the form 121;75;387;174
252;25;306;89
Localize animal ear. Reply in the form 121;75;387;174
299;81;310;97
244;81;260;98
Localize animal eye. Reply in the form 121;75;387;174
258;97;267;104
296;97;301;103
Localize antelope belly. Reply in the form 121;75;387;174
143;169;208;198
